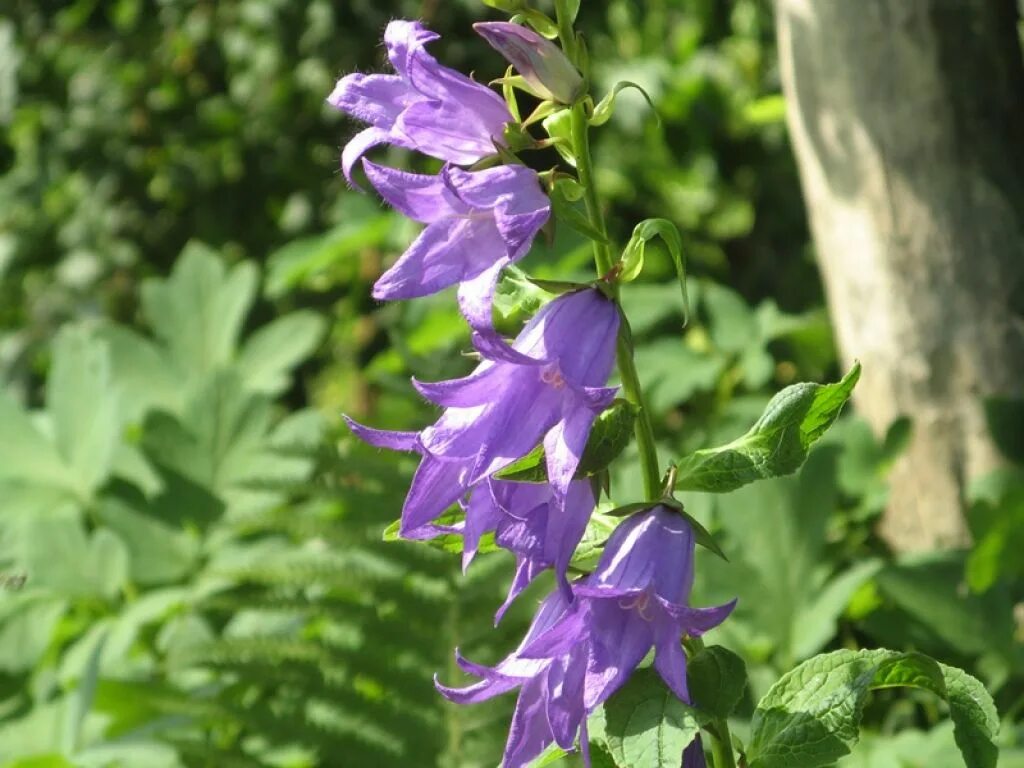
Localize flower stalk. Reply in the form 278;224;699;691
568;102;662;503
564;27;738;767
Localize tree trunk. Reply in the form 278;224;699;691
775;0;1024;551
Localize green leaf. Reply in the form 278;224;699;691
383;510;501;557
620;219;690;327
235;310;325;395
687;645;747;719
496;399;637;482
516;9;560;39
590;81;659;127
141;242;257;379
46;326;120;497
747;649;998;768
554;0;581;24
603;668;701;767
675;363;860;493
550;179;609;244
542;110;577;167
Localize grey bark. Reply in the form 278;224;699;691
775;0;1024;551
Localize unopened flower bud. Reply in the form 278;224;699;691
474;22;584;104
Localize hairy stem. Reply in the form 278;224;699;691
569;103;662;502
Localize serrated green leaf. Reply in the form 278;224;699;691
603;668;701;767
675;363;860;493
748;649;998;768
687;645;747;719
496;400;637;482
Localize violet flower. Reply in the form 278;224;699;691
474;22;584;104
328;20;512;183
362;160;550;330
347;289;618;537
462;478;595;621
436;590;594;768
439;507;736;767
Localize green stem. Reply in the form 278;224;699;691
688;637;738;768
569;91;738;768
569;103;662;502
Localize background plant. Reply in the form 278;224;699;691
0;1;1021;767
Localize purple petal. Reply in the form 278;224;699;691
457;257;508;334
584;601;655;708
653;618;690;702
547;481;596;595
684;737;707;768
543;400;599;494
659;597;738;636
412;361;506;408
344;415;419;452
362;160;464;223
400;456;472;534
372;215;506;301
383;20;440;79
518;606;586;660
503;676;557;768
545;649;588;750
462;484;503;572
473;329;550;366
495;557;543;625
341;126;394;186
328;73;411;127
397;100;505;166
434;669;520;705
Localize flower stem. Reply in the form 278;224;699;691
569;103;663;503
569;92;738;768
688;637;738;768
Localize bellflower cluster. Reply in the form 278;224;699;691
332;16;734;768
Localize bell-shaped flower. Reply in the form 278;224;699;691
438;507;736;767
328;20;513;182
362;160;550;330
474;22;584;104
461;478;595;621
526;506;736;704
436;590;595;768
347;289;619;538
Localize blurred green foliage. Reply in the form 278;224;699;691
1;1;1022;767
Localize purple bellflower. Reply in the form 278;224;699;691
362;160;550;330
436;589;596;768
474;22;584;104
347;289;619;538
461;478;596;621
438;506;736;767
328;20;513;183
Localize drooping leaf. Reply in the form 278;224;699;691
674;363;860;493
619;219;689;327
747;649;998;768
590;81;659;127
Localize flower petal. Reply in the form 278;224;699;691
658;597;738;635
412;360;505;408
457;257;508;334
545;649;588;750
343;415;419;452
341;126;395;186
372;216;505;301
503;676;557;768
383;20;440;79
328;73;410;127
653;617;690;702
543;398;599;494
363;161;464;223
400;455;472;534
397;100;504;166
